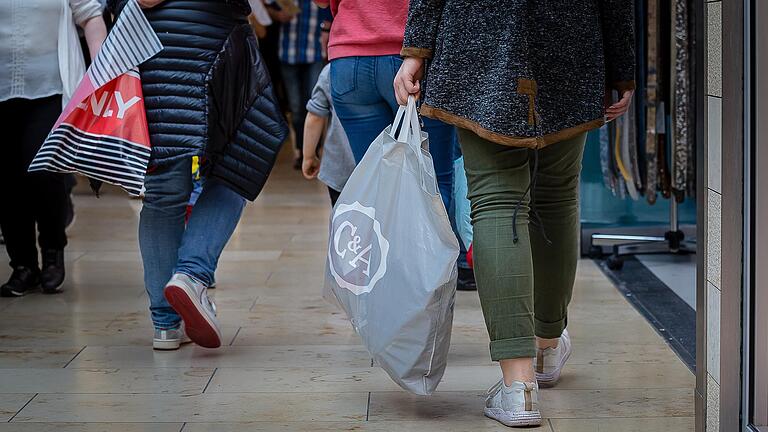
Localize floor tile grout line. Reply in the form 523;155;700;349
62;346;87;369
229;327;242;346
7;393;37;423
202;368;218;394
365;391;371;421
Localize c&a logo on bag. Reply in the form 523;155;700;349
329;202;389;295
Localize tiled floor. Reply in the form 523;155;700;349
0;154;695;431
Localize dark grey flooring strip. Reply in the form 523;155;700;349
596;256;697;371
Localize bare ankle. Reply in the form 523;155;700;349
499;358;535;385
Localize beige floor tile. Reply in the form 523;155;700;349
231;312;359;346
447;341;683;367
181;420;527;431
0;347;83;368
0;394;35;422
368;388;693;421
549;417;694;432
0;368;213;395
69;345;372;369
0;325;237;348
209;366;508;393
544;362;694;389
0;424;182;432
13;392;368;423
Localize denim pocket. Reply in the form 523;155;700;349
330;57;358;98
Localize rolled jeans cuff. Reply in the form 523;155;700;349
535;316;568;339
490;335;536;361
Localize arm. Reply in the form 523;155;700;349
401;0;446;59
302;112;327;180
81;15;107;59
598;0;636;120
70;0;107;58
303;69;332;179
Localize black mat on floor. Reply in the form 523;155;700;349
595;256;696;372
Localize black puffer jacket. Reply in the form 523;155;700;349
109;0;288;200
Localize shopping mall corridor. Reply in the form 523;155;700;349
0;153;694;431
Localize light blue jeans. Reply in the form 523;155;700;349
139;158;245;329
330;55;457;211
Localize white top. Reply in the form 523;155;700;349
0;0;102;102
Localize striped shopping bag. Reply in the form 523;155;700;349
29;0;162;196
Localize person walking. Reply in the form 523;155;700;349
272;0;332;169
394;1;635;427
319;0;458;213
108;0;287;351
0;0;107;297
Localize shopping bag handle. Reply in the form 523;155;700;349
389;96;439;194
391;96;423;145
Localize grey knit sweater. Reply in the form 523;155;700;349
403;0;636;148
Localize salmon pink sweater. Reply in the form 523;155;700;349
326;0;407;60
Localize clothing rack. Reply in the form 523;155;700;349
587;197;696;270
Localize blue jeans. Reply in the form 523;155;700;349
139;158;245;329
330;55;456;211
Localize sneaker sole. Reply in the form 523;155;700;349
153;339;181;351
536;338;572;388
1;285;40;297
484;408;542;427
164;285;221;349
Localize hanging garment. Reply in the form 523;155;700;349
645;0;660;204
616;111;640;200
599;123;618;196
657;102;672;200
673;0;692;201
628;100;643;192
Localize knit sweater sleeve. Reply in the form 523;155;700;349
598;0;636;92
401;0;445;59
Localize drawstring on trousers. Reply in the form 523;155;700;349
511;148;552;246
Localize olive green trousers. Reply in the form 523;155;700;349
457;129;587;361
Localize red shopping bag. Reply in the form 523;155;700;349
29;0;162;196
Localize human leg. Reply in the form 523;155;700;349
174;179;246;286
21;95;68;293
0;98;41;296
529;133;587;339
457;128;536;363
281;63;307;155
139;158;193;329
458;128;542;427
529;133;586;386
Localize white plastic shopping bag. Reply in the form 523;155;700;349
325;96;460;395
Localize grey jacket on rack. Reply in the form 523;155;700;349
402;0;636;148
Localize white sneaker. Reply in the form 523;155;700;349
152;326;191;350
535;329;572;388
163;273;222;348
484;379;542;427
